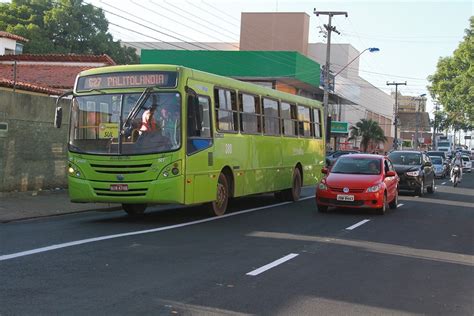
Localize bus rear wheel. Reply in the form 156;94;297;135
210;173;229;216
283;168;302;201
122;203;147;217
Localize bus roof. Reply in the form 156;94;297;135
76;64;322;108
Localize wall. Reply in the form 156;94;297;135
308;43;360;80
240;12;309;55
0;89;70;192
0;37;16;55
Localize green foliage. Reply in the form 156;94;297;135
0;0;138;64
348;119;387;152
428;16;473;129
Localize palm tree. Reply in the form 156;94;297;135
349;119;387;152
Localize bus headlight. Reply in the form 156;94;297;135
67;163;83;178
159;160;182;179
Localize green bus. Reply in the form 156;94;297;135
55;64;326;216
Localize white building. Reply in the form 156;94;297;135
0;31;27;55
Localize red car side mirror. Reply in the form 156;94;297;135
385;171;396;177
321;167;329;174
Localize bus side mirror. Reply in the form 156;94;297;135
321;167;328;174
54;90;73;129
54;107;62;128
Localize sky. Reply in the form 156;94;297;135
85;0;472;116
2;0;472;116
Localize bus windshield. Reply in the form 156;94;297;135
69;92;181;155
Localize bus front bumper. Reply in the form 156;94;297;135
68;175;185;204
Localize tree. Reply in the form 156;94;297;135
0;0;138;64
349;119;387;152
428;16;473;129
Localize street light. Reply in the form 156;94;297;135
331;47;379;150
333;47;380;77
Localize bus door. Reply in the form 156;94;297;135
184;84;215;204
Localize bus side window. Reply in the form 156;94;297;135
187;94;212;155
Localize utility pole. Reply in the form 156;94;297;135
314;9;347;149
413;94;426;150
386;81;407;150
432;102;440;149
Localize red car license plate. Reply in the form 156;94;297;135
110;184;129;191
337;194;354;201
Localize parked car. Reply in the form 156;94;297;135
429;156;447;178
388;151;435;196
316;154;399;215
461;155;472;172
325;150;360;166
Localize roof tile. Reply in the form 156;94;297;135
0;53;115;65
0;31;29;42
0;78;62;95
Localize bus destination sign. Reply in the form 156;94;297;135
76;71;178;92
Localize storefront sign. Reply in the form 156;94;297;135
331;121;349;134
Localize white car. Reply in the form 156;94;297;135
462;155;472;173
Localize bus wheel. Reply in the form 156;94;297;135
211;173;229;216
284;168;302;201
122;203;147;217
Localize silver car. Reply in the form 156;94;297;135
429;156;447;178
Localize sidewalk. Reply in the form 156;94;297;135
0;189;121;223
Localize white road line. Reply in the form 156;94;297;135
0;196;315;262
345;219;370;230
442;182;447;185
397;203;404;207
246;253;299;276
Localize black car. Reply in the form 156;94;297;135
388;151;435;196
326;150;360;166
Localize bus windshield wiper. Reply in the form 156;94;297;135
122;86;155;131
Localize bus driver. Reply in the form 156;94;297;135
139;102;157;135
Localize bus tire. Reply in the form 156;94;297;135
122;203;147;217
210;173;229;216
284;168;302;201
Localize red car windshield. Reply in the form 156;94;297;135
331;157;381;175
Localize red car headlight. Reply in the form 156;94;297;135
366;183;382;193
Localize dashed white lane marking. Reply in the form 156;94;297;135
397;203;404;207
442;182;447;185
246;253;299;276
345;219;370;230
0;196;315;262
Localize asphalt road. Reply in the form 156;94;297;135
1;173;473;315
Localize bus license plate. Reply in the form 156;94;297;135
110;184;129;191
337;194;354;201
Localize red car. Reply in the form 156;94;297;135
316;154;399;214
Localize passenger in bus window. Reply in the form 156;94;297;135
158;105;179;147
139;102;158;135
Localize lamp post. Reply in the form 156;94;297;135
334;47;380;77
413;93;426;150
332;47;379;150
